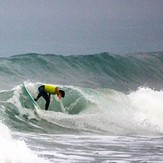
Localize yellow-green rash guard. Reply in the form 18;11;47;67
44;84;57;94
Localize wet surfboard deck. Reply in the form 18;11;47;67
22;82;41;110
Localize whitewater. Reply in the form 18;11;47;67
0;52;163;162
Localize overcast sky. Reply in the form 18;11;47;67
0;0;162;57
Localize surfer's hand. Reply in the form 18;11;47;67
58;93;62;100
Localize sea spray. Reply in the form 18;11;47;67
0;122;49;163
128;87;163;133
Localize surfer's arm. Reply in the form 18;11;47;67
55;87;59;95
55;87;61;99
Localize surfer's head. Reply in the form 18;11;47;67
59;90;65;98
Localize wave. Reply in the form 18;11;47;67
0;52;163;137
0;51;163;91
0;52;163;162
1;82;163;136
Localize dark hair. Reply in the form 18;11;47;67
59;90;65;98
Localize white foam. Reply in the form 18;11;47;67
0;122;49;163
128;87;163;133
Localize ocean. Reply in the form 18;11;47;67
0;52;163;162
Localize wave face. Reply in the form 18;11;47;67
0;52;163;91
0;52;163;137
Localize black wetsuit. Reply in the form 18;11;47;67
35;85;50;110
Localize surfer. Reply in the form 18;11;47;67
34;84;65;110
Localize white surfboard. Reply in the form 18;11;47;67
22;82;41;110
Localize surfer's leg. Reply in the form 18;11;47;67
35;85;50;110
35;93;41;101
45;99;50;110
42;92;50;110
35;85;44;101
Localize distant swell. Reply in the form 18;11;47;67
0;52;163;91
